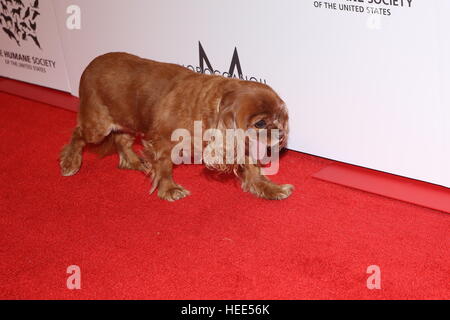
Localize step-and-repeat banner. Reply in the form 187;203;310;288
1;0;449;188
0;0;70;91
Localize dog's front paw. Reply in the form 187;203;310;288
246;181;294;200
157;183;190;202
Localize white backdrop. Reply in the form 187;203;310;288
1;0;449;188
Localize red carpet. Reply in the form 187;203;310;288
0;92;449;299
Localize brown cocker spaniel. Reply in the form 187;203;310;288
60;52;293;201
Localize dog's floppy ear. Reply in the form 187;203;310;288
207;90;242;174
216;90;238;131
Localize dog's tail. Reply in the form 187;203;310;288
89;133;117;157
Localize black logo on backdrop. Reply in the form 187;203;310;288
182;41;267;84
0;0;41;49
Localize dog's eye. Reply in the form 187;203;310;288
254;120;266;129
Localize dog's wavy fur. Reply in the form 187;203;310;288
60;52;293;201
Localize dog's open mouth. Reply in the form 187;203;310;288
247;137;281;165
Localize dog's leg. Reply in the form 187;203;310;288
143;140;190;201
239;164;293;200
60;127;86;176
60;98;113;176
114;133;149;172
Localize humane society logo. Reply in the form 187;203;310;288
0;0;41;49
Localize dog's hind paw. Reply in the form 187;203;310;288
60;146;82;177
